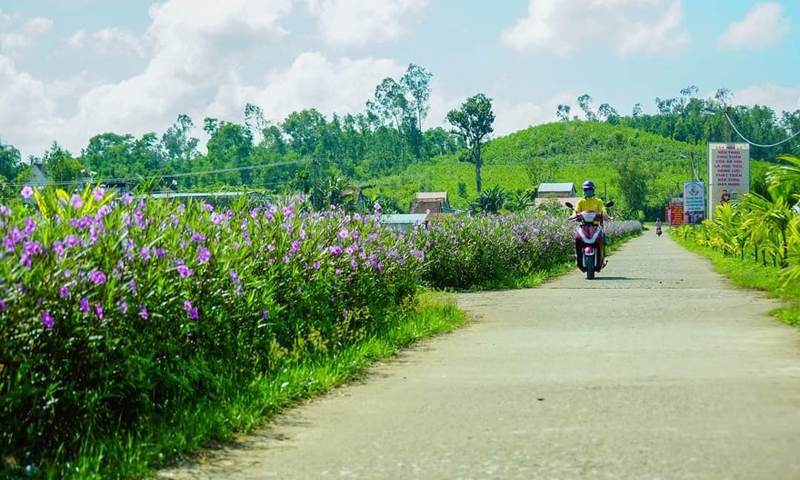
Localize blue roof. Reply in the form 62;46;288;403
379;214;428;224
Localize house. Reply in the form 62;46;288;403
536;183;576;198
534;182;580;209
409;192;450;214
379;213;429;232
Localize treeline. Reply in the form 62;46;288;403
1;71;799;205
558;86;800;160
0;64;461;195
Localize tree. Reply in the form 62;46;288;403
400;64;432;132
615;156;649;218
598;103;620;124
161;114;199;162
446;93;495;193
556;104;571;122
577;94;597;121
43;142;84;183
0;141;22;181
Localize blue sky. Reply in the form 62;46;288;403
1;0;799;159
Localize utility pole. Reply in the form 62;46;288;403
725;106;732;143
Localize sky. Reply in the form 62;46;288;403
1;0;799;160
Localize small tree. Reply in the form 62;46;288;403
446;93;495;193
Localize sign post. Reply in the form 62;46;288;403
708;143;749;219
683;181;705;224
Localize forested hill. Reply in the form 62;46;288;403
372;120;750;218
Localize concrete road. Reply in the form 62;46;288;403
159;233;800;480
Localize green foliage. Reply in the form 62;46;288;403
446;93;496;193
671;155;800;288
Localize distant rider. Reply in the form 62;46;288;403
573;181;609;267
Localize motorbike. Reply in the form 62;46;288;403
565;201;614;280
656;225;663;236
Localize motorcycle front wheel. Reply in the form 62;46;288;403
584;253;595;280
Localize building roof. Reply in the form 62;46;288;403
380;214;429;224
537;183;575;193
415;192;448;200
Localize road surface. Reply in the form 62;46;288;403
159;233;800;479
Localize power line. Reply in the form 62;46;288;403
3;158;312;188
725;112;800;148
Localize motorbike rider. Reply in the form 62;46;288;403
573;181;609;268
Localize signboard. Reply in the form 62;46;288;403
670;205;684;226
683;181;705;224
708;143;749;218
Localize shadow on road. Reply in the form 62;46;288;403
592;276;643;281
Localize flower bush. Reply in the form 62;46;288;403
412;212;575;289
0;186;640;471
0;186;422;465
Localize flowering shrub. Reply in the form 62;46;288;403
412;212;575;289
0;185;640;469
0;186;422;463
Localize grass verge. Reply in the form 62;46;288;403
16;292;468;480
671;231;800;327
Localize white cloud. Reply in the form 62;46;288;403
732;84;800;114
0;55;62;154
67;27;147;56
24;17;53;35
501;0;689;57
0;14;52;52
307;0;429;47
718;2;790;50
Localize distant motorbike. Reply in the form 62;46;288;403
565;201;614;280
656;225;663;236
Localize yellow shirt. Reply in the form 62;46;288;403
575;197;606;214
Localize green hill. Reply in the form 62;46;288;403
370;121;769;218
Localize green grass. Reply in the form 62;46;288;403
18;292;468;480
671;232;800;327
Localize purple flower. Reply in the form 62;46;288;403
183;299;193;311
139;305;149;320
140;246;151;262
0;299;6;310
129;280;137;293
79;297;90;312
329;245;343;256
176;264;193;278
188;307;199;320
229;269;240;285
70;194;83;209
121;193;134;205
59;286;69;298
313;261;320;270
93;187;105;201
21;186;34;199
197;246;211;264
119;301;128;314
88;269;106;285
41;311;54;329
155;247;166;258
338;228;349;240
95;304;104;319
261;310;268;319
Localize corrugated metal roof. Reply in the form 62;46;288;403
537;183;575;192
380;214;429;224
415;192;448;200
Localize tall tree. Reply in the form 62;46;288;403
577;94;597;121
400;63;433;132
161;114;199;162
446;93;495;193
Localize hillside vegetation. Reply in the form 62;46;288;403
372;121;756;218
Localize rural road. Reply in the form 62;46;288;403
159;233;800;480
